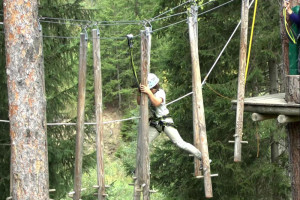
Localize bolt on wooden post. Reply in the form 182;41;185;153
134;27;151;200
73;33;88;200
188;5;213;198
234;0;249;162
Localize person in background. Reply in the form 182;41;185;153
284;0;300;74
137;73;203;168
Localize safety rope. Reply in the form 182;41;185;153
256;123;260;157
205;83;232;101
245;0;258;81
127;34;140;89
283;8;297;45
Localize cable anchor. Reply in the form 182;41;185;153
126;34;134;48
83;25;88;41
38;19;42;32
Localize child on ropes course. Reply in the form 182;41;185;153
137;73;203;166
284;0;300;74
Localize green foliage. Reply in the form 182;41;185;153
0;2;10;198
0;0;292;199
147;0;291;199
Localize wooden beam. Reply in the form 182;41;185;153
188;5;212;198
232;104;300;116
234;0;249;162
196;174;219;179
73;33;88;200
229;141;248;144
277;115;300;123
134;27;151;200
92;29;106;200
251;113;277;122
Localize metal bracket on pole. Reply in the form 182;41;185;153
196;173;219;179
84;26;88;41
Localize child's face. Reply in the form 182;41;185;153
150;88;157;94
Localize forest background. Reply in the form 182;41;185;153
0;0;292;199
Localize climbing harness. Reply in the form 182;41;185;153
126;34;140;89
149;115;177;133
283;8;298;45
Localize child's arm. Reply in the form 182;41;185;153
285;1;300;26
140;84;163;107
290;12;300;26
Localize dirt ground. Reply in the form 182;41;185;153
99;107;122;156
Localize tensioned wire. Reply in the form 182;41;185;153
38;0;235;35
150;0;194;21
38;0;193;26
1;0;236;40
152;0;235;33
39;19;142;26
0;0;241;125
40;16;142;24
150;0;216;23
167;0;255;105
0;117;141;126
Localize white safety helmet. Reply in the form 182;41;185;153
148;73;159;89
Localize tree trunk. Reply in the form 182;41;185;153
285;75;300;104
280;0;289;92
4;0;49;199
288;122;300;200
282;2;300;199
269;61;279;95
268;60;280;164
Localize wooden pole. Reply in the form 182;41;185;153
73;33;88;200
189;5;202;178
92;29;106;200
234;0;249;162
134;27;151;200
4;1;49;198
188;5;213;198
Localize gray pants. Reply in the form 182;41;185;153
149;125;202;159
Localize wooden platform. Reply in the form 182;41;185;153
231;93;300;116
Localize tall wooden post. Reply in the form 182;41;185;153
234;0;249;162
188;5;213;198
73;33;88;200
92;29;106;200
190;6;202;178
4;0;49;198
134;27;151;200
281;1;300;198
287;122;300;200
